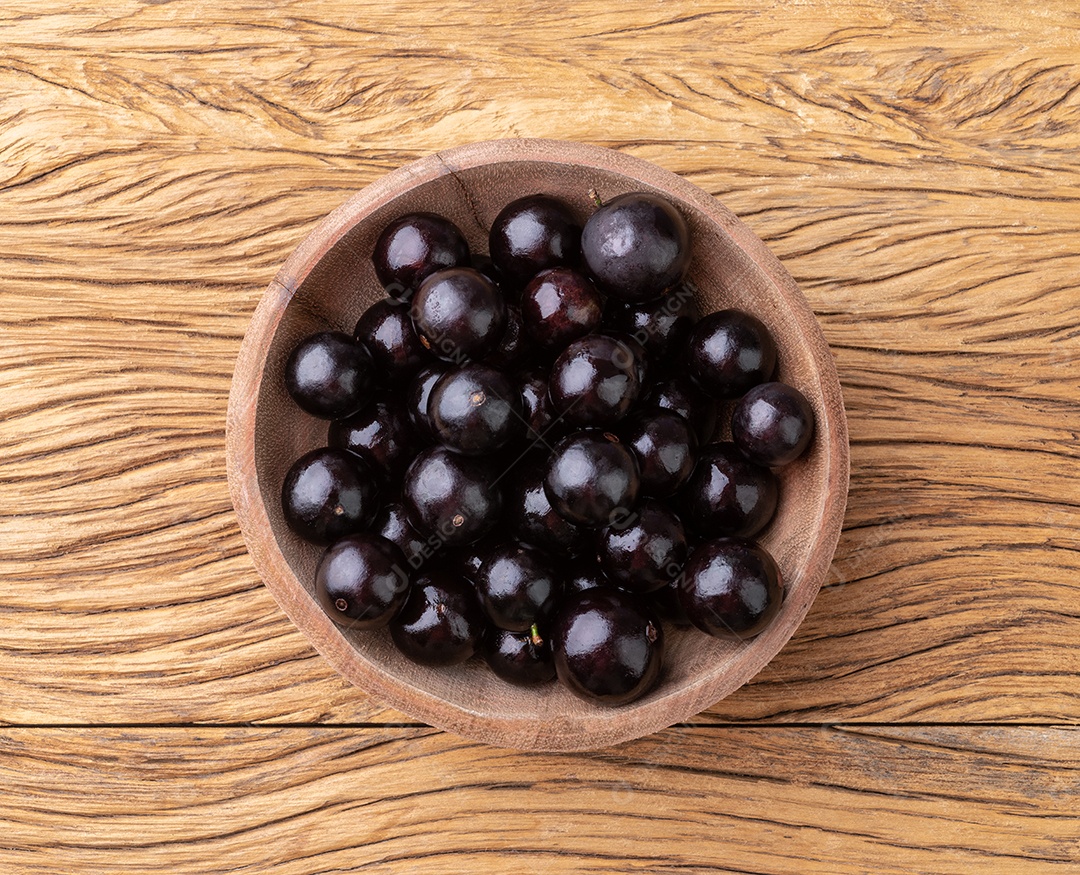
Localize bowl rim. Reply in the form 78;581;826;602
226;138;850;750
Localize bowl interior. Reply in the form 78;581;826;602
230;140;848;751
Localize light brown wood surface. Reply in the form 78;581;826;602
3;726;1079;874
1;0;1077;871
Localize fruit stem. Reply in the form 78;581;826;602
588;187;603;208
529;623;543;646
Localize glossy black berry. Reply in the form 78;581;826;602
429;364;523;455
646;374;718;444
452;531;505;583
679;442;778;538
470;253;503;287
483;626;556;686
544;431;640;528
648;577;693;626
604;285;698;367
476;543;563;632
353;299;429;383
553;587;664;706
548;334;641;427
389;572;485;666
406;363;449;442
281;447;379;545
411;267;507;362
284;331;374;419
517;367;558;444
374;501;434;572
483;305;535;371
373;212;470;301
677;538;783;639
328;399;418;482
564;553;608;596
619;332;652;383
687;309;777;399
315;533;409;629
489;194;581;288
403;445;502;545
505;466;590;557
623;411;697;498
731;382;815;467
520;267;603;350
581;192;690;303
598;499;688;594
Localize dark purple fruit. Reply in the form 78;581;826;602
598;499;688;594
646;374;717;444
679;442;778;538
315;533;409;629
686;309;776;399
488;194;581;288
623;411;697;498
429;364;523;455
565;553;608;596
553;587;664;706
612;332;651;386
328;399;417;481
677;538;783;639
389;572;485;666
517;367;558;444
544;431;640;528
353;299;430;383
411;267;507;362
471;253;502;287
403;445;501;545
520;267;603;350
374;501;435;572
476;543;563;632
483;626;556;686
604;285;698;366
548;334;641;427
373;212;470;301
452;531;505;583
648;577;693;626
731;382;815;467
284;331;374;420
406;363;449;442
281;447;379;545
483;305;535;371
505;467;590;557
581;192;690;303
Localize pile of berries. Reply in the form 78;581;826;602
281;190;814;706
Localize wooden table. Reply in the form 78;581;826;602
2;2;1078;872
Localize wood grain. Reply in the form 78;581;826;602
3;0;1077;727
2;0;1079;870
2;725;1078;873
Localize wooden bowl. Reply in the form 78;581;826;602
226;139;849;751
